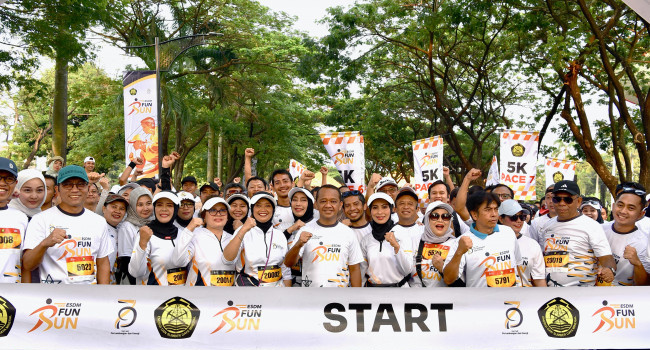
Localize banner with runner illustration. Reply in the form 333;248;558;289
289;159;307;181
412;136;443;204
1;284;649;349
499;130;539;200
320;131;366;193
545;158;577;188
123;71;158;179
486;155;500;186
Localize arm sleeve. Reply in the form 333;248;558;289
96;224;114;259
348;235;364;265
128;234;150;278
160;166;172;191
395;234;414;276
530;243;546;280
633;235;650;274
94;189;110;215
589;223;613;257
23;214;46;251
171;228;195;267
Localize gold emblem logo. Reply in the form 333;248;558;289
154;297;200;339
0;296;16;337
129;88;137;96
552;171;564;183
538;297;579;338
511;143;525;157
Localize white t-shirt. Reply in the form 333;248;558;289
129;230;187;286
350;223;371;285
601;222;650;286
105;223;119;284
527;214;553;248
636;216;650;237
443;225;522;288
0;207;28;283
24;207;113;284
273;205;294;233
229;226;291;287
117;221;139;258
361;224;414;286
540;215;612;287
171;227;236;286
517;234;545;287
291;220;363;287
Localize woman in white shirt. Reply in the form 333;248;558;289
116;186;152;285
224;194;249;234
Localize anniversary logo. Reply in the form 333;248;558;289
502;301;527;335
28;298;82;333
112;299;139;335
212;300;263;333
592;300;635;333
537;297;579;338
154;297;200;339
0;296;16;337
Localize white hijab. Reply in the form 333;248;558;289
8;169;46;218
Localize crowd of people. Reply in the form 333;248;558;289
2;147;649;288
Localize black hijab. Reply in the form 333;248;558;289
148;192;179;240
224;197;249;234
251;194;275;233
370;201;395;243
291;192;314;224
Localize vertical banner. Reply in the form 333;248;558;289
412;136;444;204
289;159;307;180
123;71;159;179
545;158;577;188
320;131;366;193
486;155;500;186
499;130;539;201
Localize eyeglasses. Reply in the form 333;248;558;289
379;187;398;195
60;182;89;190
341;190;361;199
496;193;513;200
505;214;527;221
0;176;16;185
180;202;194;209
552;196;575;204
429;212;452;221
207;208;228;216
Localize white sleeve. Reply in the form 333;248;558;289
117;224;136;257
349;235;364;265
23;214;47;251
171;228;195;267
589;224;613;257
128;234;150;278
514;236;523;266
633;235;650;274
395;235;414;276
96;224;114;259
530;243;546;280
222;227;245;263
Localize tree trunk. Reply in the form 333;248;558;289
51;56;68;160
23;125;53;169
207;124;214;181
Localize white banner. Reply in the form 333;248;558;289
289;159;307;181
1;285;649;349
123;71;159;179
500;130;539;201
412;136;443;204
486;155;500;186
320;131;366;193
545;158;577;189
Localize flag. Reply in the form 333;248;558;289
320;131;366;193
499;130;539;200
486;155;499;186
412;136;444;204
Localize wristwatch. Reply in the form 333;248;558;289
608;267;616;277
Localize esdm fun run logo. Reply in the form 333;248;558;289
28;298;82;332
212;301;263;333
592;300;635;333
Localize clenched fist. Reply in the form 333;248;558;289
457;236;473;254
44;228;67;248
139;226;153;250
298;231;313;245
187;217;204;231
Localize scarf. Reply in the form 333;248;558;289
224;198;249;234
422;211;455;244
292;197;314;224
8;169;46;218
125;187;154;228
252;198;275;233
148;198;179;240
370;218;394;243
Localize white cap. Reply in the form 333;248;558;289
227;194;250;206
499;199;526;216
367;192;395;207
424;201;454;216
152;191;180;205
84;156;95;163
580;200;602;211
375;177;398;192
177;191;195;202
110;185;121;194
250;191;277;207
201;197;230;212
289;187;314;203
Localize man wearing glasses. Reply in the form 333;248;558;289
0;157;29;283
23;165;113;284
539;180;615;287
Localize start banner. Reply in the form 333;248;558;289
545;158;577;189
1;285;648;349
123;71;159;179
320;131;366;193
289;159;307;181
499;130;539;200
412;136;444;204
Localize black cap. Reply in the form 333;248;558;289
199;182;220;193
395;187;419;202
553;180;580;196
104;194;129;207
181;176;197;185
0;157;18;178
136;178;157;192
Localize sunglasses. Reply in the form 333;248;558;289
552;196;576;204
620;187;646;197
504;214;527;221
429;212;452;221
341;190;361;198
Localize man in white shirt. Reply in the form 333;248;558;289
0;157;29;284
269;169;295;232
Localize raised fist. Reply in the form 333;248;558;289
44;228;67;248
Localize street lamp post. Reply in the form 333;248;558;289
125;33;221;176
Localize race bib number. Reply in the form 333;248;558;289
257;265;281;283
0;228;21;249
544;251;569;268
422;243;450;260
486;268;516;287
595;276;613;287
66;256;95;282
167;267;188;285
210;270;235;286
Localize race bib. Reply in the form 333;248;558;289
595;276;613;287
544;251;569;268
422;243;450;260
167;267;188;285
0;228;21;249
210;270;235;286
257;265;281;283
486;268;516;287
66;256;95;282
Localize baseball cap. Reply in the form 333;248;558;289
118;182;140;195
227;194;250;206
201;197;231;212
84;156;95;163
289;187;314;203
48;156;64;165
375;177;398;192
499;199;527;216
181;176;197;185
0;157;18;178
199;182;220;193
424;200;454;216
104;194;129;207
580;199;602;211
152;191;180;205
553;180;580;196
57;165;88;184
250;191;276;207
177;191;195;203
367;192;395;207
395;186;418;202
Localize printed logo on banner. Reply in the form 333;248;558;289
154;297;200;339
553;171;564;183
127;99;154;116
502;301;527;335
129;88;137;96
212;301;263;333
592;300;635;333
0;296;16;337
28;298;82;332
537;297;579;338
333;148;355;166
511;144;525;157
111;299;139;335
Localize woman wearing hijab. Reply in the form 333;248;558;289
175;191;196;229
360;192;413;287
223;192;291;287
115;187;153;285
172;197;236;286
409;201;456;287
284;187;316;286
129;191;201;285
225;194;250;234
